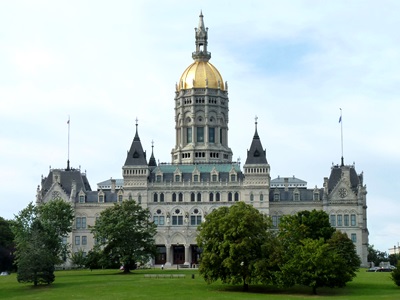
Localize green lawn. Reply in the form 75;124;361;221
0;269;399;299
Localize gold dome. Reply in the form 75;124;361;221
178;61;225;91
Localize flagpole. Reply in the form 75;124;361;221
67;116;70;170
340;108;344;166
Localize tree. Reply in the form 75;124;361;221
197;202;273;291
279;209;335;245
91;200;157;273
277;210;359;294
0;217;15;272
367;244;388;267
70;249;87;269
12;200;74;285
391;261;400;286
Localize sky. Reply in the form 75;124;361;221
1;0;399;253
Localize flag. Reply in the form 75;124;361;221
339;116;342;123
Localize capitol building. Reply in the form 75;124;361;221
36;13;369;267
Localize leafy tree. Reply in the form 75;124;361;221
197;202;273;291
70;249;87;269
389;254;400;267
279;209;335;245
0;217;15;272
277;210;359;294
367;244;388;267
391;261;400;286
91;200;157;273
12;200;74;285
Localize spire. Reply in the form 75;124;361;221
192;11;211;62
124;118;147;166
245;117;268;165
148;140;157;167
134;117;140;141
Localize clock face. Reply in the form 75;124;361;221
339;188;348;198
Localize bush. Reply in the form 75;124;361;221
391;262;400;286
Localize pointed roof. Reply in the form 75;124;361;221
148;140;157;167
245;118;268;165
124;120;148;166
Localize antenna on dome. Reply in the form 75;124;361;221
339;108;344;166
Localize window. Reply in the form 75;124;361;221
191;192;195;202
351;214;356;226
156;175;162;182
337;215;342;226
159;216;165;225
172;216;183;225
187;127;192;143
175;175;180;182
118;195;123;202
209;193;214;202
313;193;319;201
75;236;80;245
228;192;232;202
62;237;67;244
79;195;85;203
76;217;81;229
260;194;264;201
190;215;202;225
234;192;239;201
197;127;204;142
230;174;236;182
153;216;159;225
250;194;254;202
153;193;158;202
99;195;104;203
351;233;357;243
193;175;199;182
220;128;223;143
197;192;202;202
274;193;280;201
81;217;86;229
344;214;349;226
209;127;215;143
216;192;220;202
172;193;177;202
160;193;164;202
82;236;87;245
138;194;142;204
272;216;278;228
330;214;336;226
212;174;218;182
294;193;300;201
178;193;183;202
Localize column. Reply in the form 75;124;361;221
184;244;190;265
165;244;172;267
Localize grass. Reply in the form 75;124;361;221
0;268;399;299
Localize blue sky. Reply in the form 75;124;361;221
1;0;399;253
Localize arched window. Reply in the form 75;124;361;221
228;192;232;202
250;193;254;202
191;192;195;202
216;192;220;202
209;193;214;202
179;193;183;202
172;193;177;202
153;193;158;202
160;193;164;202
260;194;264;201
197;193;202;202
234;192;239;201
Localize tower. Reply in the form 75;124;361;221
171;11;232;164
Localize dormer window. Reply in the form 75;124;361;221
274;192;280;201
230;174;236;182
313;192;319;201
175;175;180;182
293;193;300;201
212;174;218;182
193;174;199;182
98;195;104;203
79;195;85;203
156;175;162;182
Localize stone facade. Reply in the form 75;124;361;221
36;12;369;268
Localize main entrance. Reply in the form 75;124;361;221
173;245;184;264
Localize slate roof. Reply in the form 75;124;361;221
41;168;92;197
328;164;361;193
245;127;268;165
124;125;148;166
269;188;323;202
149;163;243;182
